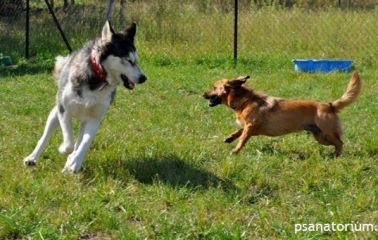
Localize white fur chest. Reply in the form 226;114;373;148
61;82;115;121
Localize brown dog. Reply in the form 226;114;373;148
203;72;361;156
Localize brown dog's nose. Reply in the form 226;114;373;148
203;92;210;99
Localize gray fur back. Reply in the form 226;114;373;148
54;40;108;100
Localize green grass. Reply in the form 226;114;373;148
0;57;377;239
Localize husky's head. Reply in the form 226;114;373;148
100;21;146;89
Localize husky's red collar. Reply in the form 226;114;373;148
90;49;107;82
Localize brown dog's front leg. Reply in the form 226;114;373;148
224;128;243;143
231;124;254;154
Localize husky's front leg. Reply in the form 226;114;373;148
62;120;101;173
24;106;59;166
74;121;87;151
57;106;74;155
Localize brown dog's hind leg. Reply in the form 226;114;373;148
331;133;343;157
313;133;332;145
313;132;343;157
224;128;243;143
314;112;344;156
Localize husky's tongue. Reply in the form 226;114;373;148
121;74;135;90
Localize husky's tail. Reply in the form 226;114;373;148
53;55;69;83
331;71;361;111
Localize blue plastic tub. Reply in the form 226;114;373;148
292;59;352;73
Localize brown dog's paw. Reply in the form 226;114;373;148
224;137;235;143
230;148;240;155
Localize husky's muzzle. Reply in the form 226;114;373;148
121;74;147;90
203;93;222;107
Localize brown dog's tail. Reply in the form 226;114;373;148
331;71;361;111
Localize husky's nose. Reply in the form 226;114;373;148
138;75;147;83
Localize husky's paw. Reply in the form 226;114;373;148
58;143;74;155
23;156;37;167
61;164;82;174
61;166;73;174
62;157;82;174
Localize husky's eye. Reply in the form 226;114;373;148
122;57;134;65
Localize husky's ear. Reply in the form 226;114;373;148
101;21;114;43
124;22;136;42
227;76;250;88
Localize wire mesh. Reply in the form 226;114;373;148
0;0;25;61
0;0;377;66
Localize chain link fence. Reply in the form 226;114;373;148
0;0;25;62
1;0;377;67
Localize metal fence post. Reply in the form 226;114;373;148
25;0;29;59
105;0;114;21
234;0;238;64
44;0;72;52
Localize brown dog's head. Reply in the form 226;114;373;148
203;76;250;107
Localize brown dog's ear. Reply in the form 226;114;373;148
227;75;250;88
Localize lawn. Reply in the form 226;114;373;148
1;2;378;239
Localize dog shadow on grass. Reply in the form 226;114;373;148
83;155;237;192
0;63;49;77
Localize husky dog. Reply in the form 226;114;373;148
24;21;147;173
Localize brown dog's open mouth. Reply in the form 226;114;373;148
203;93;222;107
121;74;135;90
